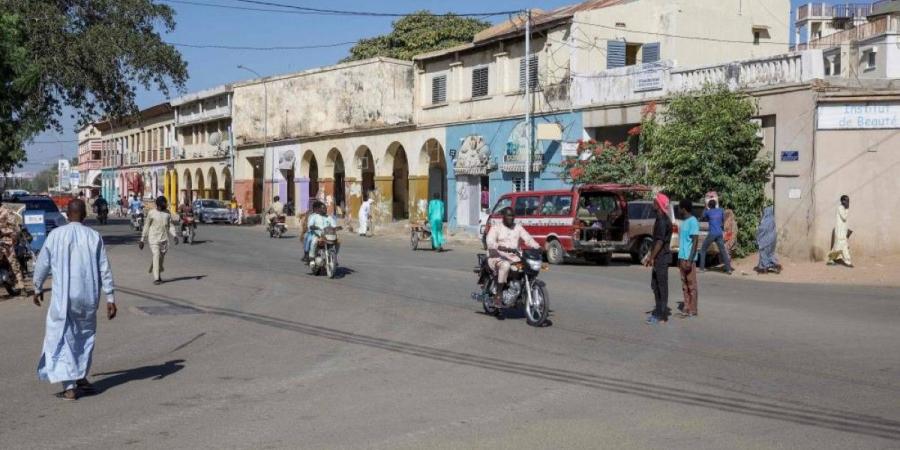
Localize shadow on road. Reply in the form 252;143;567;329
162;275;207;284
89;359;185;394
117;286;900;442
102;234;142;247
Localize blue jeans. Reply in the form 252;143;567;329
699;233;732;271
304;232;315;256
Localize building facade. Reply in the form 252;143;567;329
76;125;103;198
98;103;175;205
170;85;234;207
231;57;445;222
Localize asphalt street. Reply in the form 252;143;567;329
0;218;898;449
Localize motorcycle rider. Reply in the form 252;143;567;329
0;199;26;295
177;200;195;237
93;195;109;217
266;196;285;231
303;201;336;263
485;207;540;308
129;195;143;226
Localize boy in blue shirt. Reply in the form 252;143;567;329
677;199;700;317
700;199;733;274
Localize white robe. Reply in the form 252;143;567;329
358;200;372;235
828;205;852;264
34;222;115;383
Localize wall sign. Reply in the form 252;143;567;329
561;142;579;157
780;150;799;162
634;63;665;93
817;103;900;130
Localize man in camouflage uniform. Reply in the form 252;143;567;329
0;201;26;293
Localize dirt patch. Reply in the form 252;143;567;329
727;252;900;287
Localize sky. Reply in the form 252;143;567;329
22;0;821;173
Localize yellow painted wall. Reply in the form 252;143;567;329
373;176;393;224
408;175;429;224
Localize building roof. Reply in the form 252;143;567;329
413;0;627;62
170;84;233;107
872;0;900;17
231;57;412;88
94;102;172;132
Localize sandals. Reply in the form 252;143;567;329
76;379;97;394
55;389;77;401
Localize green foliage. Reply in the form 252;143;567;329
559;139;644;187
343;11;491;62
0;0;188;173
641;85;773;257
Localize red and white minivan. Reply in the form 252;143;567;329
485;184;650;265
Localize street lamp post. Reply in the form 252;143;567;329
237;65;270;212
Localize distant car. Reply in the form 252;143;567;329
192;199;231;224
667;202;736;264
2;189;30;202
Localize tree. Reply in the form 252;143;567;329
559;139;644;186
343;11;491;62
0;0;188;173
640;85;773;257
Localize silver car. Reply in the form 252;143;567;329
192;199;232;224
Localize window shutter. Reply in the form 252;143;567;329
607;40;626;69
519;55;539;91
472;67;489;98
642;42;660;64
431;75;447;104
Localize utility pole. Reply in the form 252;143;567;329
237;65;269;209
524;9;532;192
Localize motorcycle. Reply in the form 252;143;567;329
471;248;550;327
309;226;341;278
268;215;287;239
96;204;109;225
0;231;33;296
131;211;144;232
179;214;197;245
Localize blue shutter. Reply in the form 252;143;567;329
642;42;660;64
607;40;626;69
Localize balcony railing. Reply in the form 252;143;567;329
572;51;825;108
177;105;231;126
796;15;895;50
797;3;873;21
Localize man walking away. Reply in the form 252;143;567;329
139;196;177;285
428;193;445;252
827;195;853;267
33;199;115;401
699;199;733;274
644;193;672;324
0;199;26;295
677;199;700;318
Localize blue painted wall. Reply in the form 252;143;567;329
445;111;582;229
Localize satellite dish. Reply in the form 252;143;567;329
208;131;222;147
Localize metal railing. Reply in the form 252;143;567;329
798;3;874;21
801;15;892;49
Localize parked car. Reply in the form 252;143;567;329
484;184;650;265
8;196;68;253
623;200;656;264
192;199;232;224
2;189;29;202
666;202;737;265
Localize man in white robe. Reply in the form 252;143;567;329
827;195;853;267
358;196;373;237
33;199;116;401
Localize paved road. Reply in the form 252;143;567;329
1;219;898;449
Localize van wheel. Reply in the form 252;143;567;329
596;252;612;266
631;237;653;264
546;240;565;265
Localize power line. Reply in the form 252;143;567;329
166;41;356;51
161;0;324;15
233;0;523;18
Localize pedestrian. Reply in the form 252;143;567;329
428;193;445;252
677;199;700;318
644;193;672;325
139;196;177;285
755;206;782;274
699;199;733;274
480;185;489;210
827;195;853;267
0;199;26;295
33;199;116;401
358;194;373;237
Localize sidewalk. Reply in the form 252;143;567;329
729;253;900;287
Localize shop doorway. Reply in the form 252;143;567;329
248;156;263;214
390;144;409;220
